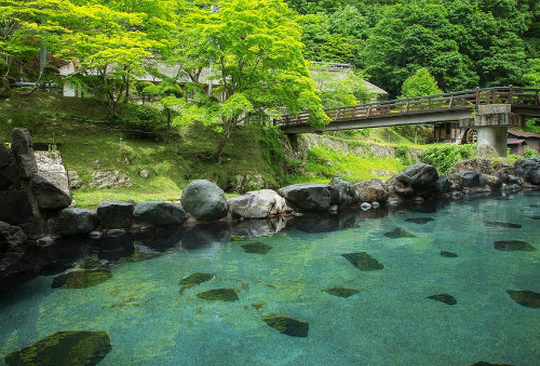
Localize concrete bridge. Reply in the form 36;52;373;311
276;86;540;156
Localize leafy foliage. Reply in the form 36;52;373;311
421;144;476;173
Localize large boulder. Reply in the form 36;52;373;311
278;183;338;212
228;189;285;219
329;177;359;206
480;174;502;192
35;151;70;196
354;179;388;203
0;190;35;225
133;201;187;226
448;170;481;189
181;180;229;221
388;163;438;197
31;173;72;210
97;200;134;229
11;128;37;179
0;221;27;252
436;176;452;194
451;159;494;175
48;208;99;236
0;145;12;168
514;157;540;186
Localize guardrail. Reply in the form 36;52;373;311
276;86;540;127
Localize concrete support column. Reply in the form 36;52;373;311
476;126;508;157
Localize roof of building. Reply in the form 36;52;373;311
507;138;526;145
508;129;540;139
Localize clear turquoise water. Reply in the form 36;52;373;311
1;192;539;366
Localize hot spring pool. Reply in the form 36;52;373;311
1;192;539;365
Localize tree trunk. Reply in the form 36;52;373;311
0;76;10;99
214;117;236;163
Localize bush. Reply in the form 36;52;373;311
523;146;539;158
421;144;475;173
117;104;165;139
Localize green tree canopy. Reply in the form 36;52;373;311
400;67;442;98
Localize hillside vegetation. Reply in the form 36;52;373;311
1;93;428;207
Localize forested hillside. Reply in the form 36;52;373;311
287;0;539;96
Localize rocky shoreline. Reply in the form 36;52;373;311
1;128;539;293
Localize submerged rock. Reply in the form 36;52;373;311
323;286;360;298
440;251;458;258
532;216;540;220
51;268;112;289
4;330;111;366
178;272;215;294
469;362;515;366
241;242;272;254
506;290;540;308
342;252;384;271
494;240;536;252
405;217;434;225
427;293;457;305
483;221;521;229
384;227;416;238
263;315;309;337
196;288;238;301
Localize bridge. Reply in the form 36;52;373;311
276;86;540;156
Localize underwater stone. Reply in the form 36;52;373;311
440;251;458;258
241;242;272;254
384;227;416;239
342;252;384;271
323;287;360;298
483;221;521;229
4;330;111;366
196;288;238;302
494;240;537;252
469;362;515;366
506;290;540;309
51;268;112;289
263;315;309;337
531;216;540;220
179;273;214;286
427;294;457;305
405;217;434;225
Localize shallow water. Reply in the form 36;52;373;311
1;192;540;366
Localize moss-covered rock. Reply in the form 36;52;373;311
323;287;360;298
4;330;111;366
196;288;238;302
178;272;215;294
51;269;112;289
506;290;540;308
427;293;457;305
405;217;434;224
384;227;416;238
342;252;384;270
494;241;536;252
263;315;309;337
241;242;272;254
440;251;458;258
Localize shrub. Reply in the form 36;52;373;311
117;104;165;139
421;144;475;173
523;146;539;158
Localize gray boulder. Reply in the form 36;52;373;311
97;200;134;229
35;151;70;196
452;159;494;174
514;157;540;186
448;170;481;189
278;183;338;212
0;221;27;251
436;176;452;194
181;180;229;221
48;208;98;236
354;179;388;203
133;201;187;226
228;189;285;219
31;174;72;210
389;163;438;197
480;174;502;191
0;190;35;225
11;128;37;179
329;177;359;206
0;145;12;168
0;161;19;186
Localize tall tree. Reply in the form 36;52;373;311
178;0;329;162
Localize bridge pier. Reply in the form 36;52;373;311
473;104;523;157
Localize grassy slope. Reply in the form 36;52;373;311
1;93;428;207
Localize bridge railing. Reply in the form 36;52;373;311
276;86;540;127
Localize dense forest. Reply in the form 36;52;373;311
1;0;539;159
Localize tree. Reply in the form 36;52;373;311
178;0;329;162
0;0;74;97
400;67;442;98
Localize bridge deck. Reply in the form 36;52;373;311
277;86;540;134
